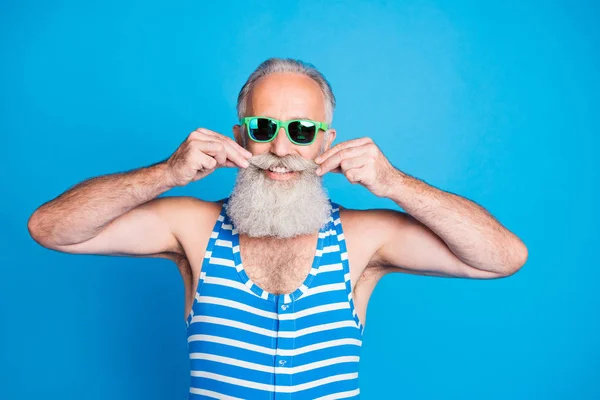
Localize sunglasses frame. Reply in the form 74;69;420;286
239;116;329;146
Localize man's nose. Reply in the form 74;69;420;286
270;127;294;157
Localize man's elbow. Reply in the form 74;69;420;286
503;241;529;276
27;209;54;249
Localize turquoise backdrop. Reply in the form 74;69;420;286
1;0;598;399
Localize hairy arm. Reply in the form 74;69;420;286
369;172;528;279
27;162;183;257
315;136;527;280
27;127;251;259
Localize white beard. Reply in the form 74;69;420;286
225;153;332;238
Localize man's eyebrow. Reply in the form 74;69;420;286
287;116;311;120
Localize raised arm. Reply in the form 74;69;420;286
316;137;528;279
27;128;252;258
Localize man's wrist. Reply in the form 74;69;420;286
155;161;178;190
135;162;177;198
382;167;409;200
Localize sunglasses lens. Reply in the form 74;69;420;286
288;121;317;144
248;118;277;141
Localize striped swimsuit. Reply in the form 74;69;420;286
186;198;364;399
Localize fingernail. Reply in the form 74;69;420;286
315;167;321;175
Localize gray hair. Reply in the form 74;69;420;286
236;58;336;125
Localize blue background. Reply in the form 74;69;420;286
1;0;598;399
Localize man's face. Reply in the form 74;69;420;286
227;72;336;238
233;72;337;181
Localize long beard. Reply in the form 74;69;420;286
225;153;332;238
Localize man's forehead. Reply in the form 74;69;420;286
247;73;326;121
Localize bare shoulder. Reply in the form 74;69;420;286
338;204;413;245
338;203;414;269
336;204;385;273
335;204;411;308
154;195;225;270
157;196;223;242
154;197;225;320
155;195;223;223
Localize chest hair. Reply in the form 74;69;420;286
238;234;318;294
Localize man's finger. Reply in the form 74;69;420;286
196;139;249;168
316;145;369;175
218;160;238;168
221;140;251;168
196;140;228;165
222;134;252;158
339;155;370;172
315;137;372;164
197;128;252;159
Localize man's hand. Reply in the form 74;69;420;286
315;137;398;198
165;128;253;187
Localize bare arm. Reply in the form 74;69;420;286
375;171;528;277
316;137;528;280
28;162;173;248
27;127;251;257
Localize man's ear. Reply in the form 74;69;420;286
232;124;244;147
323;128;336;151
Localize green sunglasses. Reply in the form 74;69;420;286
239;116;329;146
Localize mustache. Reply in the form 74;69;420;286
247;153;319;172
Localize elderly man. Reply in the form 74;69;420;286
28;57;528;399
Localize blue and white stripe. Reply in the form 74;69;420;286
186;199;364;399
